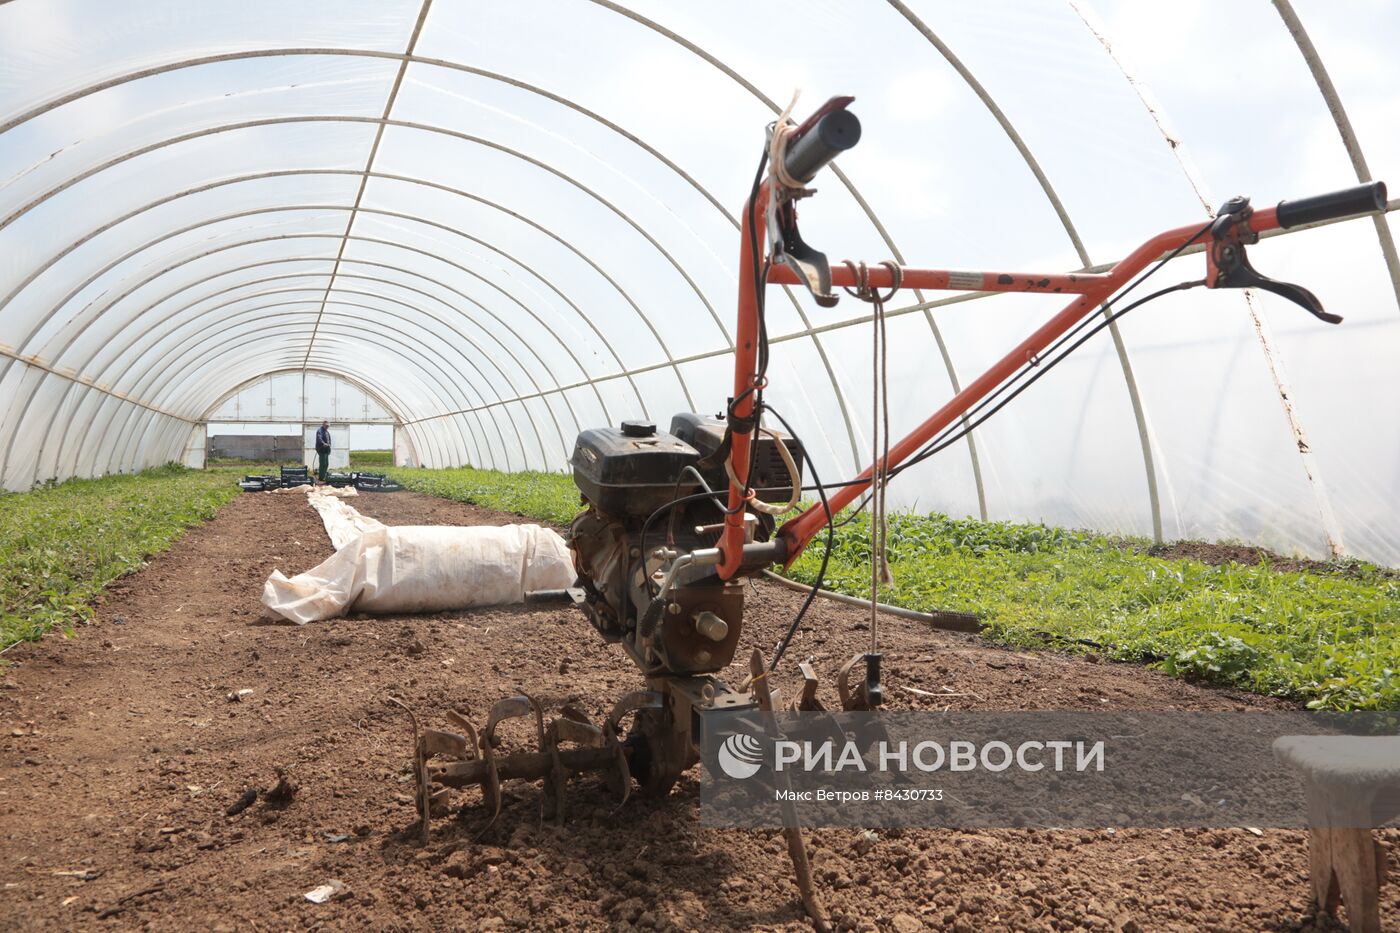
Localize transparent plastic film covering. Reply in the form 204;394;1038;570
0;0;1396;563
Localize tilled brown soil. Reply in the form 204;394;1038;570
1;490;1393;932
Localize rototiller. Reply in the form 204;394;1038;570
394;95;1386;921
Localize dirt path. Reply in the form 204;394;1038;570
1;490;1389;931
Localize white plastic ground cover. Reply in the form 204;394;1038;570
262;487;574;623
1;1;1397;564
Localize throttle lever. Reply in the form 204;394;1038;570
1207;196;1342;324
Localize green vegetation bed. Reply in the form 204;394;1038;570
0;465;238;649
385;465;1399;711
349;449;394;467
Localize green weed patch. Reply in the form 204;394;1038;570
349;450;394;467
0;465;238;649
385;465;580;526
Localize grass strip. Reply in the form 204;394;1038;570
0;464;239;649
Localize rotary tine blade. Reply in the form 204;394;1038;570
475;695;545;840
542;706;605;824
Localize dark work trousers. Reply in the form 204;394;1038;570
317;449;330;482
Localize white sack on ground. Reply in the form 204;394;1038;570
262;488;574;624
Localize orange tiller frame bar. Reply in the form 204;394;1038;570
716;196;1287;580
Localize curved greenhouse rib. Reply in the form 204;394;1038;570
122;319;488;473
96;318;487;473
882;0;1161;539
300;0;434;371
85;254;589;435
43;195;638;418
0;116;728;355
163;309;503;456
0;46;886;481
109;271;565;465
0;192;693;463
1067;0;1343;556
91;263;580;455
127;293;529;466
1;174;695;416
204;367;406;424
1270;0;1400;315
0;50;865;467
98;312;505;473
65;341;445;482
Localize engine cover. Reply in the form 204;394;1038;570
570;421;700;518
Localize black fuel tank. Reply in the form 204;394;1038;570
570;421;700;518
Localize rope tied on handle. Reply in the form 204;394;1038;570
767;89;805;191
842;260;902;655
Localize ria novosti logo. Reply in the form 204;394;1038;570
713;729;1106;780
717;732;765;779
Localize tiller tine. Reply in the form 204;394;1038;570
399;692;660;841
792;658;826;712
837;653;867;711
838;652;884;711
789;658;852;749
604;690;664;811
388;697;470;845
542;706;605;824
444;708;479;754
476;694;546;840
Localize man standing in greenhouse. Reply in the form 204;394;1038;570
314;420;332;483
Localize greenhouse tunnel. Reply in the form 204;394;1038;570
1;0;1397;564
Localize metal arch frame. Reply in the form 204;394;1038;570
91;283;500;474
129;336;464;479
45;198;645;420
4;184;697;425
0;48;864;466
124;276;560;467
83;306;484;475
100;353;428;483
0;49;907;484
286;352;444;475
204;367;404;424
5;259;484;481
97;314;494;475
0;193;680;481
112;297;515;471
0;114;736;350
167;310;497;463
94;321;473;475
79;255;586;442
94;265;576;459
0;151;699;422
0;193;683;482
884;0;1160;538
51;226;632;425
1271;0;1400;316
20;167;670;423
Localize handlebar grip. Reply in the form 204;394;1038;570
783;109;861;185
1276;181;1387;229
